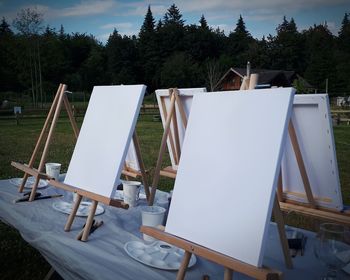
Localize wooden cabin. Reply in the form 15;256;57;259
215;68;297;91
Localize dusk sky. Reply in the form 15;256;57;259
1;0;349;43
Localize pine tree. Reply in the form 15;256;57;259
199;14;208;29
270;16;304;72
234;15;251;37
163;4;184;26
138;5;158;91
227;15;253;66
338;13;350;52
0;17;13;35
139;5;155;38
304;24;335;93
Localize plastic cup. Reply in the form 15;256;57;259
123;180;141;207
141;206;166;242
45;163;61;180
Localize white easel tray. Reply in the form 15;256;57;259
124;241;196;270
52;201;105;217
10;177;48;189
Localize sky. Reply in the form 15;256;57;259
0;0;349;44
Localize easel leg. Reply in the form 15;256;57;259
132;132;150;201
176;251;192;280
19;173;30;193
43;267;55;280
65;194;82;231
81;200;98;242
224;268;233;280
19;84;63;193
28;177;40;202
150;92;177;205
273;196;293;269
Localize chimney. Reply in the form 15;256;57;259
246;61;251;78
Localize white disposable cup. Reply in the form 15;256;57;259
45;163;61;180
123;181;141;207
141;206;166;242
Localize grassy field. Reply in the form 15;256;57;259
0;115;349;279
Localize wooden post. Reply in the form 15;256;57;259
132;132;150;201
29;84;67;201
160;94;179;165
65;194;82;231
288;121;316;208
81;200;98;241
63;94;80;139
19;84;63;193
273;196;293;269
149;91;177;205
276;170;284;202
224;268;233;280
172;105;181;162
174;90;188;128
176;251;192;280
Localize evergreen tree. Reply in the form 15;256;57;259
304;24;336;93
227;15;253;67
138;5;159;91
338;13;350;52
269;16;304;72
106;29;139;85
234;15;250;37
139;5;155;38
335;13;350;94
0;17;16;92
157;4;186;59
199;14;208;29
163;4;185;26
0;17;13;35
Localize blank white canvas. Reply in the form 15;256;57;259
155;88;206;168
64;85;146;198
281;94;343;210
166;88;294;267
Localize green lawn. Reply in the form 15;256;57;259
0;116;349;279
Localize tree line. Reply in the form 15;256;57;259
0;4;350;107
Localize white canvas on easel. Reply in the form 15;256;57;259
281;94;343;210
64;85;146;198
155;88;206;169
165;89;294;267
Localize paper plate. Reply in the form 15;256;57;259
124;241;196;270
52;201;105;217
10;177;48;189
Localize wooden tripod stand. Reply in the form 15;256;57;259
12;84;79;201
12;83;150;241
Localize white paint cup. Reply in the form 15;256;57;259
123;180;141;207
45;163;61;180
141;206;166;242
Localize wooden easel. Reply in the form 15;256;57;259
141;226;282;280
277;121;350;226
12;84;150;241
149;88;187;204
149;87;293;270
12;84;79;201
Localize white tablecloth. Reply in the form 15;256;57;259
0;178;339;279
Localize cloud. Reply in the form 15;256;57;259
100;21;138;37
100;22;133;30
57;0;116;17
114;1;167;17
209;23;229;33
175;0;349;13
